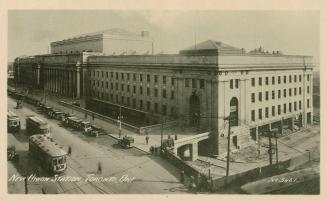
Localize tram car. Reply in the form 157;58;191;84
7;111;21;132
26;115;51;136
240;167;320;194
29;134;67;174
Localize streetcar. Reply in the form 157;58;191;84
26;115;51;136
7;111;21;132
29;134;67;174
240;167;320;194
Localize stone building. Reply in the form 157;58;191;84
13;38;314;155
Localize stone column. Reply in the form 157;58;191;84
76;63;81;98
191;142;198;161
36;64;41;88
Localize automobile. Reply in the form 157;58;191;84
118;136;134;148
7;145;19;161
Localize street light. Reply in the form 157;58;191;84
118;106;123;138
305;149;311;161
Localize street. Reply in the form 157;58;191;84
7;97;188;194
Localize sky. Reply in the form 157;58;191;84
8;10;319;64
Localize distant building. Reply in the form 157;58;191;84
50;28;153;55
13;36;314;156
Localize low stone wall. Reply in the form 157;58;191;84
139;121;179;135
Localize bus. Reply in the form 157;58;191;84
29;134;67;174
26;115;50;136
7;111;20;132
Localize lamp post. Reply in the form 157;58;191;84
305;149;311;161
118;106;123;138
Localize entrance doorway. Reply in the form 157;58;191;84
230;97;239;127
189;92;200;127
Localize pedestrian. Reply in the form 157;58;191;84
84;113;87;119
24;175;28;194
175;134;178;140
168;134;171;139
97;162;102;174
67;146;72;156
92;113;95;121
145;135;149;145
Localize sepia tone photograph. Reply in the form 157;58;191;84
6;9;320;195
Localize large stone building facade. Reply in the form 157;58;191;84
13;38;314;155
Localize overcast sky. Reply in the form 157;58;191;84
8;10;319;63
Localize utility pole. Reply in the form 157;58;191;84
160;117;164;148
272;129;279;166
268;130;273;165
225;116;231;176
118;106;122;138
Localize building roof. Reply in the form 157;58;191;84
29;134;67;157
180;40;243;55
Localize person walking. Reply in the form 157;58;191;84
84;113;87;119
92;113;95;121
67;146;72;156
97;162;102;174
175;134;178;140
145;135;149;145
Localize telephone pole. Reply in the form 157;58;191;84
225;116;231;176
268;130;273;165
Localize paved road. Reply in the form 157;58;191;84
7;97;188;194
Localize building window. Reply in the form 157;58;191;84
121;73;124;80
97;81;99;87
172;78;176;86
278;105;281;115
278;76;281;84
230;79;234;89
251;110;255;121
259;77;262;86
121;96;124;104
147;87;150;96
154;103;158;113
272;106;275;116
140;100;143;109
289;88;292;97
294;101;297;111
116;83;118;90
132;99;136;108
294;75;297;82
235;79;239;88
110;94;113;101
265;91;269;100
307;99;310;108
106;72;108;78
283;104;287;114
127;85;130;92
185;79;190;87
307;86;310;94
146;101;150;111
299;87;302;95
121;84;124;91
102;81;104;88
97;71;99;77
133;73;136;81
111;83;113;90
272;76;275;85
154;88;158;97
171;91;175;100
111;72;113;78
106;82;108;88
133;86;136;93
289;103;292;112
116;95;118;103
278;90;281;99
154;75;158;83
171;107;175;116
299;75;302;82
192;79;197;88
140;74;143;82
200;79;205;89
251;78;255;86
259;92;262;102
289;75;292;83
140;86;143;95
251;93;255;103
265;77;269;85
127;97;130;106
299;100;302;110
162;105;167;115
272;91;275;99
163;76;166;84
162;89;166;98
294;88;297;96
258;109;262;120
284;89;287;98
265;107;269;118
307;75;310;81
147;74;150;82
127;73;130;80
93;80;95;86
283;76;287;83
